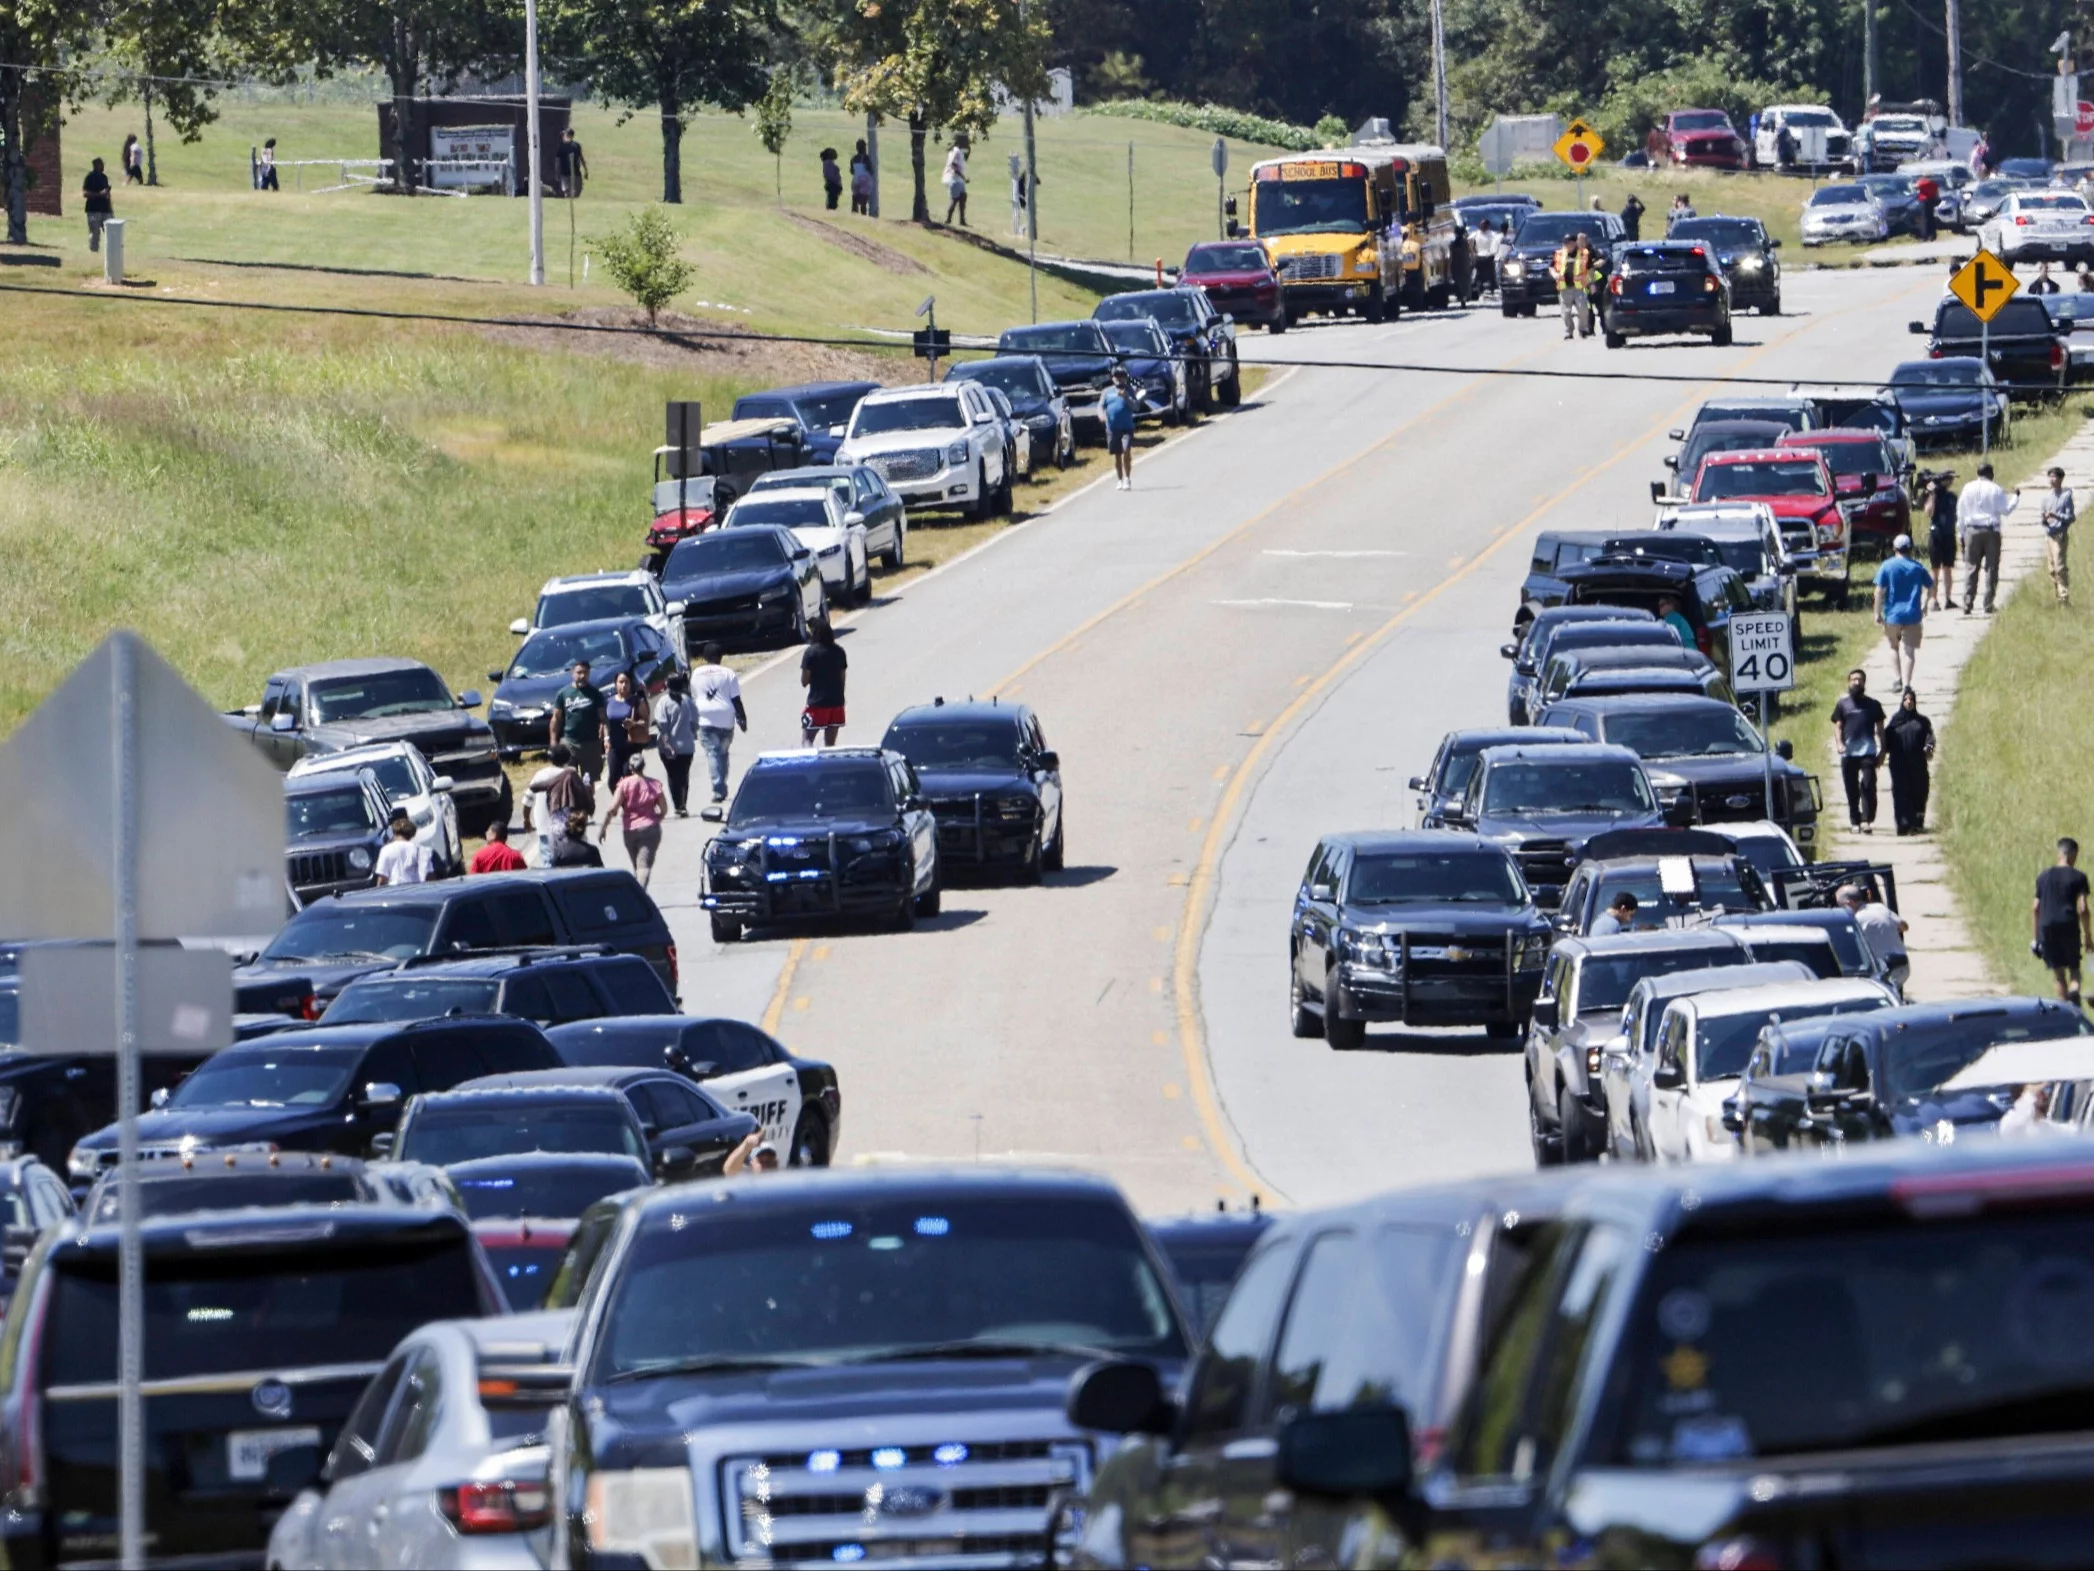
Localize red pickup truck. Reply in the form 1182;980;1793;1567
1647;110;1750;171
1688;448;1852;605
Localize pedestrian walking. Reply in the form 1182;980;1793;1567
604;670;650;788
1554;231;1597;339
550;660;609;783
2033;837;2093;1006
525;745;593;867
1830;668;1887;834
373;817;435;886
1882;688;1936;835
2039;465;2075;606
820;146;842;210
1777;123;1799;168
942;136;970;226
257;137;279;191
1102;366;1140;489
2030;261;2062;296
652;670;699;818
686;646;747;819
468;817;529;873
1923;471;1958;608
849;140;874;215
1590;891;1639;935
1619;193;1645;242
1956;461;2018;614
1913;172;1939;240
555;127;589;198
601;754;667;888
1840;883;1910;992
550;810;603;868
799;620;848;747
121;134;143;185
1873;532;1933;693
82;158;113;253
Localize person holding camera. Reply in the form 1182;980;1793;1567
1922;470;1958;610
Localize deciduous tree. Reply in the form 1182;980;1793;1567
0;0;101;243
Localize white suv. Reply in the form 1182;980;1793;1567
835;384;1011;519
510;570;687;660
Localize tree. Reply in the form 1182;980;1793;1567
102;0;242;186
814;0;1050;224
547;0;775;204
594;205;698;324
753;65;793;201
1;0;102;244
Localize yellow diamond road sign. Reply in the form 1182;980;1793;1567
1949;249;2020;323
1554;119;1606;173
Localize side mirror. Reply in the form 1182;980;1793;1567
1664;796;1698;828
360;1081;402;1110
242;702;263;718
1667;429;1685;441
1908;320;1926;334
1857;473;1879;493
431;775;455;793
487;670;504;684
1650;481;1668;504
148;1087;169;1110
1307;882;1334;903
509;618;530;636
1775;739;1794;760
1721;1096;1743;1133
457;690;483;710
1225;220;1244;239
844;511;865;526
1530;996;1559;1031
655;1144;696;1176
269;712;298;734
1653;1062;1685;1091
666;600;686;615
905;793;928;812
1406;775;1427;792
367;1131;395;1157
1274;1407;1413;1501
1499;642;1519;660
1036;751;1060;773
1664;456;1679;470
1223;197;1239;218
1066;1359;1173;1436
1770;238;1782;248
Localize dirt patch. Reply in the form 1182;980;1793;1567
781;212;932;276
474;305;895;381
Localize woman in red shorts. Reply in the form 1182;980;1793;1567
800;619;848;746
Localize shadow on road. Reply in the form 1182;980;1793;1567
1345;1027;1517;1057
1047;864;1116;888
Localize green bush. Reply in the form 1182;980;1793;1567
1586;53;1815;156
1313;114;1351;147
592;206;699;327
1086;98;1318;151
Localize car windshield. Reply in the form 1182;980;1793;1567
453;1163;644;1221
44;1237;483;1384
1696;459;1828;500
1002;323;1107;356
1891;359;1984;387
729;763;892;825
260;904;437;964
1672;112;1730;131
1696;995;1886;1080
1809;185;1870;206
1184;245;1270;273
309;668;455;721
1704;537;1772;575
169;1047;363;1109
1936;299;2055;337
590;1195;1184;1379
850;397;965;437
1728;835;1804;880
1784;110;1836;127
1574;948;1744;1013
539;585;650;626
1481;760;1654;814
93;1172;369;1221
1100;293;1200;328
2045;294;2094;324
1101;321;1169;354
1254;178;1370;238
1668;220;1762;249
1593;865;1761;927
1514;214;1608;247
1695;402;1809;430
1787;439;1889;477
315;755;418;801
1881;1012;2094;1100
510;626;633;680
664;532;788;576
1610;1210;2094;1462
882;721;1024;771
1346;851;1524;905
397;1101;646;1165
1155;1236;1264;1337
1818;400;1903;434
1730;917;1865;971
730;498;832;531
1859;176;1913;195
794;389;870;428
1603;536;1724;568
1604;707;1762;757
2015;194;2088;212
287;787;380;839
321;977;502;1025
950;361;1049;399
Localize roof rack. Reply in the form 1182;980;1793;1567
394;944;618;970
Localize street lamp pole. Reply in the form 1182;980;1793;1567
1430;0;1450;150
525;0;544;286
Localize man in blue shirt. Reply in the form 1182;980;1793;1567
1102;366;1140;491
1873;532;1934;694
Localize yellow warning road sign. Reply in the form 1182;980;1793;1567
1948;249;2020;323
1554;119;1606;173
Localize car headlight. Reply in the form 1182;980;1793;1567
408;802;437;829
347;848;372;872
488;699;515;720
68;1146;100;1180
759;585;792;604
946;441;970;463
1645;769;1689;805
1027;413;1056;430
584;1468;697;1570
1736;256;1763;271
995;794;1036;821
1336;928;1395;969
818;542;844;557
1515;934;1550;970
1504;259;1525;278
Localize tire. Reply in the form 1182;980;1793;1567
1711;322;1734;347
1218;357;1241;408
969;464;993;521
1603;330;1625;349
1193;365;1213;414
1322;970;1366;1051
915;881;942;918
1501;304;1521;319
994;465;1014;517
1269;313;1289;334
851;552;871;606
891;892;916;932
1529;1083;1563;1167
1761;293;1781;316
1426;282;1451;311
1042;811;1065;872
1484;1020;1522;1041
1289;962;1323;1039
1560;1085;1600;1164
883;523;905;571
1055;432;1073;469
709;913;742;945
1019;832;1044;885
790;598;810;646
788;1107;830;1168
1520;303;1538;319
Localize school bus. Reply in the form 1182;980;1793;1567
1243;140;1460;323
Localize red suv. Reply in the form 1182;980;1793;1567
1689;448;1851;604
1648;110;1750;171
1180;240;1287;331
1776;427;1911;555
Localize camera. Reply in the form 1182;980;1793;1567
1916;468;1956;488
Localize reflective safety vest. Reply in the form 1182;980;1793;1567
1553;244;1595;292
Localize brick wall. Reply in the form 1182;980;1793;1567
18;81;62;217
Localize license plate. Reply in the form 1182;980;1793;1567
227;1426;321;1483
1648;280;1676;295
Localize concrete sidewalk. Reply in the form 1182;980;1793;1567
1818;422;2094;999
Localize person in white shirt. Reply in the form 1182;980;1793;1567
372;816;434;886
1954;460;2019;613
687;644;748;820
1839;883;1910;993
942;137;970;226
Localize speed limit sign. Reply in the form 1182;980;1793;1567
1728;611;1795;693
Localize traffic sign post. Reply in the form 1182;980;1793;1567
2079;100;2094;139
1728;611;1796;822
1949;249;2020;456
1553;118;1605;212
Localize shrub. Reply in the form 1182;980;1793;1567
1086;98;1318;151
592;207;698;328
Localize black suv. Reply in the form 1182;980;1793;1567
1440;743;1666;907
1913;294;2068;400
236;867;677;1009
435;1067;756;1177
703;747;941;942
553;1167;1190;1568
996;320;1120;434
1666;215;1781;314
283;768;392;903
1094;287;1242;410
1600;241;1732;347
1409;727;1585;827
1556;554;1752;669
487;615;683;757
1515;530;1620;625
1533;693;1821;852
1554;842;1773;937
66;1016;563;1181
881;699;1065;881
1502;607;1670;721
320;948;675;1027
1289;831;1552;1047
0;1204;500;1566
1497;211;1625;317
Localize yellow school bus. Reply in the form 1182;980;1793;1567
1245;141;1459;323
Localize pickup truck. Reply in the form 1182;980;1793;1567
1913;294;2069;401
224;657;509;833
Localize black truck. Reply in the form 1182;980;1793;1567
1913;295;2068;401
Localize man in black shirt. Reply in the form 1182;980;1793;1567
1829;669;1887;833
82;158;114;252
2033;837;2093;1005
799;619;848;746
555;127;588;198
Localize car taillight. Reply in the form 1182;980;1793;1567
1929;346;1942;358
439;1479;553;1534
664;943;679;992
2015;215;2032;226
1695;626;1712;655
301;993;325;1021
1609;274;1624;296
2053;341;2067;372
1694;1537;1784;1571
8;1283;47;1509
1704;274;1718;293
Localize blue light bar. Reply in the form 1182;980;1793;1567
807;1450;842;1473
933;1443;969;1466
871;1447;906;1469
913;1216;950;1237
810;1221;853;1240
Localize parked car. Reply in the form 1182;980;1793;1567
284;768;391;904
1097;317;1189;423
1786;383;1918;474
1684;447;1850;604
729;380;880;464
995;320;1121;435
2040;289;2094;383
1676;392;1819;436
450;1152;652;1309
290;740;464;878
391;1072;752;1180
320;948;676;1028
0;1156;72;1311
1179;238;1287;331
1556;554;1753;668
1888;355;2013;449
1855;172;1928;235
1094;286;1242;409
1996;154;2056;183
748;463;910;571
1438;742;1667;907
1649;501;1798;618
1409;726;1586;828
658;524;828;651
1957;175;2019;230
1777;427;1906;558
1799;181;1889;245
1649;108;1748;169
834;383;1012;518
1981;188;2094;265
222;658;508;834
1498;212;1627;317
1716;907;1905;991
945;355;1076;469
1514;529;1620;625
1855;109;1943;169
1510;619;1689;724
1912;294;2068;401
1553;839;1773;939
1663;216;1782;314
724;485;873;606
1753;103;1853;171
80;1148;377;1223
880;698;1065;881
1501;606;1669;718
486;615;682;757
1534;647;1734;712
511;568;687;660
977;381;1035;482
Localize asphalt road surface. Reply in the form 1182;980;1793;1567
640;264;1942;1214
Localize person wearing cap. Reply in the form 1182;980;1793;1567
1956;461;2018;614
1873;532;1933;694
2039;465;2075;606
1101;366;1140;490
1589;891;1639;936
1840;883;1910;992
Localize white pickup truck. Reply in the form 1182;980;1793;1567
835;384;1012;520
1754;104;1854;173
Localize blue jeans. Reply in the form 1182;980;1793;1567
700;727;734;801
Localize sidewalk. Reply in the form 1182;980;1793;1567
1818;422;2094;1000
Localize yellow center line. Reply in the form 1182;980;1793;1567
759;937;810;1036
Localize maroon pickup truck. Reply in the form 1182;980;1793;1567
1648;109;1750;171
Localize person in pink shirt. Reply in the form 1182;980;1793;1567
601;753;667;887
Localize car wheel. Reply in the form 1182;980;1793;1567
1055;431;1073;468
791;599;810;645
1603;330;1625;349
1289;962;1323;1039
1484;1020;1522;1041
1559;1085;1600;1164
1193;366;1213;413
1529;1083;1563;1168
1322;969;1365;1050
788;1107;830;1167
1218;357;1242;408
710;913;742;945
915;881;942;919
969;464;992;521
1711;322;1734;347
1020;832;1044;885
1042;811;1065;872
883;523;905;571
1762;293;1781;316
1269;313;1289;334
1501;303;1521;319
994;466;1014;517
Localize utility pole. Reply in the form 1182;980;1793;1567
1429;0;1450;150
1025;88;1039;323
524;0;544;285
867;113;881;218
1946;0;1964;125
1864;0;1879;111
